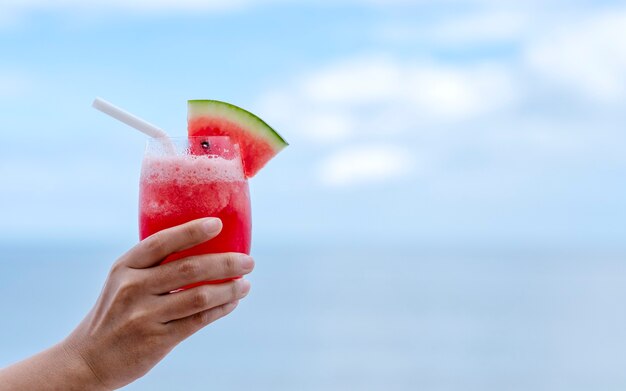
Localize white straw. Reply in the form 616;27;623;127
92;97;169;139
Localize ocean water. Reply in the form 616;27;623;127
1;243;626;390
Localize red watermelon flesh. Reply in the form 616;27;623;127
188;100;288;178
187;136;238;159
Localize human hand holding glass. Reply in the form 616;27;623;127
0;218;254;390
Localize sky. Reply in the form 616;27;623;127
2;2;626;391
1;0;626;250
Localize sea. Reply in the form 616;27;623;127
1;243;626;390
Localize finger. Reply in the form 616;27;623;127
146;253;254;294
121;218;223;269
168;301;239;340
157;279;250;323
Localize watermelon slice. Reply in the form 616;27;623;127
188;100;288;178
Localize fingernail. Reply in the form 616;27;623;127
240;255;255;273
202;218;222;234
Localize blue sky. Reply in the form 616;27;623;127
2;3;626;391
1;0;626;249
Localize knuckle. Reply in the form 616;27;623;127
177;258;201;280
190;289;211;310
187;310;211;330
117;275;142;301
223;253;238;274
128;309;151;329
230;281;240;299
215;302;235;322
197;310;212;326
190;303;235;330
218;303;233;318
183;224;202;244
110;259;126;276
144;234;166;256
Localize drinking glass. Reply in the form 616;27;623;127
139;136;251;286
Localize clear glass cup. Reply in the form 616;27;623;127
138;136;251;285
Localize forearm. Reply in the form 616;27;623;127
0;341;108;391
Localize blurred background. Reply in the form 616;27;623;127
1;1;626;390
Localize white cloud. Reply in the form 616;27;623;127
373;4;626;103
302;58;401;105
256;54;522;188
403;63;517;118
301;112;355;143
525;10;626;101
257;55;519;145
317;144;414;187
301;56;518;117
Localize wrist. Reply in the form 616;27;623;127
0;341;111;391
55;339;111;391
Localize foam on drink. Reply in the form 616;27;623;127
141;154;245;184
140;154;247;220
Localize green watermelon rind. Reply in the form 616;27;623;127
188;100;288;150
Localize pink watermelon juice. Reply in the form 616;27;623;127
139;137;251;286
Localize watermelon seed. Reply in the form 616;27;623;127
201;141;210;150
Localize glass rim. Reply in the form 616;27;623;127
145;135;235;142
143;135;241;158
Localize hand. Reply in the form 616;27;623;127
61;217;254;390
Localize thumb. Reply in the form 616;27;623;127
122;217;222;269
